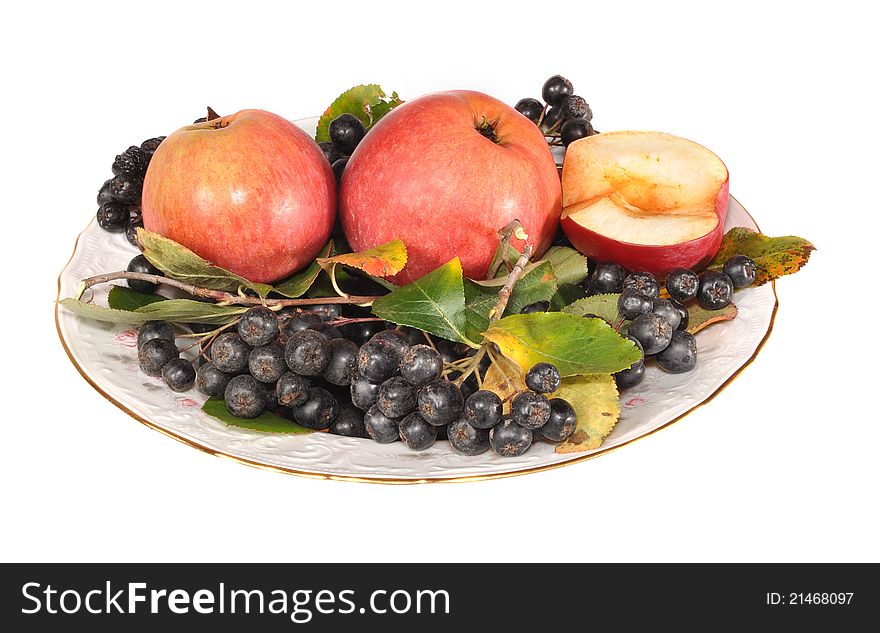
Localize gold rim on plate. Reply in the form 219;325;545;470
55;198;778;484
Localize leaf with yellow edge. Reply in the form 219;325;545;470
555;374;620;453
686;302;738;334
707;227;815;286
481;354;526;412
318;239;407;278
484;313;640;377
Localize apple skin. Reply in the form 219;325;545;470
561;178;729;276
142;109;336;283
339;91;562;284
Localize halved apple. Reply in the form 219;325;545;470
560;131;729;276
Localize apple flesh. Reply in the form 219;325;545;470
560;131;729;276
340;91;562;284
142;109;336;283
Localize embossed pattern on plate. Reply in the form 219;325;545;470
56;118;776;482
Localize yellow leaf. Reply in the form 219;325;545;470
555;374;620;453
318;239;407;278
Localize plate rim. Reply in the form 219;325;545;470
55;196;778;484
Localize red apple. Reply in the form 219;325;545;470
142;109;336;283
560;131;729;276
339;91;562;283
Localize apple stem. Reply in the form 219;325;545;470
76;270;383;307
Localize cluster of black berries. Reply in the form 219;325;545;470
515;75;596;147
581;256;757;388
95;136;165;246
318;114;366;183
131;295;579;456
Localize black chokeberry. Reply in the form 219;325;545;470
665;268;699;302
668;297;689;331
318;141;341;164
463;390;502;430
697;271;734;310
291;387;338;429
97;179;114;206
357;339;400;383
125;217;143;248
515;97;544;124
525;363;561;394
370;329;410;360
377;376;417;419
511;391;551;429
97;201;129;232
162;358;196;392
542;398;578;442
323;338;359;386
628;312;673;355
656;330;698;373
418;380;464;427
561;95;591;120
137;320;174;349
623;272;660;299
614;335;645;389
588;262;627;294
364;405;400;443
398;412;437;451
138;337;179;377
329;113;366;155
561;118;594;147
248;343;286;383
276;372;311;408
238;306;279;346
112;146;147;178
210;332;250;374
723;255;757;288
330;404;367;438
520;301;549;314
224;374;267;418
140;136;165;160
108;172;141;205
400;344;442;386
126;254;163;294
489;417;533;457
196;362;231;397
542;75;573;107
541;105;564;131
331;157;348;182
350;375;381;411
285;329;331;376
651;298;682;331
617;288;653;320
340;320;386;346
263;382;279;410
447;419;490;455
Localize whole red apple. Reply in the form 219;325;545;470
339;91;562;283
142;109;336;283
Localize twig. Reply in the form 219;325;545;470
487;220;526;279
487;244;534;323
75;271;382;307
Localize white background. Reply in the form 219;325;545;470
1;0;877;562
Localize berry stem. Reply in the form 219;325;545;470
75;271;383;307
488;243;534;323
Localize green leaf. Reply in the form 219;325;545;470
562;293;621;323
318;239;407;277
107;286;166;311
687;302;738;334
555;374;620;453
315;85;403;143
707;227;815;285
504;261;558;315
201;398;313;434
272;241;332;298
138;228;273;298
542;246;589;286
463;279;497;342
60;298;159;324
549;283;587;311
484;312;640;376
134;299;247;324
371;258;475;346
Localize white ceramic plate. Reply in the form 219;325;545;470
56;117;777;483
